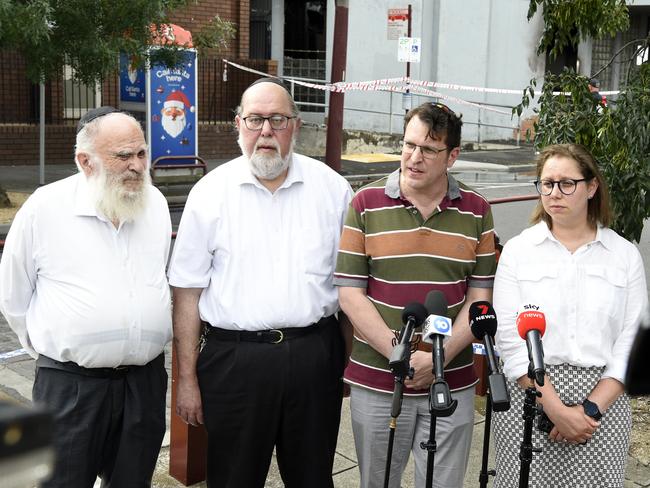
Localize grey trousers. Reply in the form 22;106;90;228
349;385;475;488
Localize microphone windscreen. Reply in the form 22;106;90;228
469;301;498;339
516;308;546;339
401;302;428;326
424;290;448;316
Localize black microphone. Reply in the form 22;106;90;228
421;290;457;417
625;311;650;395
469;301;510;412
421;290;451;379
388;302;428;378
516;305;547;387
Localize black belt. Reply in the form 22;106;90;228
204;315;337;344
35;354;160;379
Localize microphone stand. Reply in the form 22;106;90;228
518;365;542;488
384;321;416;488
421;334;457;488
478;394;496;488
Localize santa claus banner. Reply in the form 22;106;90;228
147;49;198;166
119;53;146;111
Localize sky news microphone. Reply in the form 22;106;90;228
388;302;428;378
469;301;510;412
516;305;547;387
421;290;452;378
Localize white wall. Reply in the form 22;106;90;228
339;0;546;141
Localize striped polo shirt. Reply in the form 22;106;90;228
333;169;497;395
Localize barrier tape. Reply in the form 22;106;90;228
222;59;621;100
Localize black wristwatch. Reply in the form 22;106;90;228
582;399;602;421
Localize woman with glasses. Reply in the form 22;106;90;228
491;143;648;487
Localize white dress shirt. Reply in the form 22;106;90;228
494;222;648;383
168;153;353;330
0;173;172;368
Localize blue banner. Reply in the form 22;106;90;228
147;49;198;166
119;53;146;109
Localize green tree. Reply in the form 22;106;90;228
0;0;235;206
0;0;236;84
517;0;650;242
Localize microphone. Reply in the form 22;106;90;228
516;305;547;387
469;301;510;412
625;311;650;395
421;291;452;378
388;302;428;378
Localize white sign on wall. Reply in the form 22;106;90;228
398;37;421;63
387;8;409;40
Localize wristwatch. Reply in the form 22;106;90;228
582;399;602;421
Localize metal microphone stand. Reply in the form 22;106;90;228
384;324;416;488
479;394;496;488
518;365;542;488
421;334;457;488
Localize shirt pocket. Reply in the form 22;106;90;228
515;264;561;306
583;265;627;318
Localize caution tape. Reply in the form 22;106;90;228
222;59;621;109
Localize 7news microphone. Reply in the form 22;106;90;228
469;301;510;412
516;305;547;387
388;302;428;378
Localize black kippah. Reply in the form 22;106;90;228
76;106;122;133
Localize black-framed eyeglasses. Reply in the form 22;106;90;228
534;178;592;196
242;115;296;131
401;140;449;159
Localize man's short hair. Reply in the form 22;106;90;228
235;77;300;118
74;109;141;170
404;102;463;149
589;78;600;88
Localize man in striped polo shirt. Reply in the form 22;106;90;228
334;102;496;488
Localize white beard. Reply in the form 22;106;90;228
238;136;294;180
86;159;151;224
161;113;186;138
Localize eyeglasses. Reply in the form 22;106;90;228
401;141;449;160
241;115;296;131
534;178;592;196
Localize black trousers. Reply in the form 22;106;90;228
32;354;167;488
197;317;345;488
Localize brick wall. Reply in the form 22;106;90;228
0;123;240;166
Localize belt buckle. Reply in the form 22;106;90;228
270;329;284;344
114;366;129;372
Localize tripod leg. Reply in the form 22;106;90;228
383;422;396;488
479;395;493;488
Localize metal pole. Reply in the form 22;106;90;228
324;1;348;173
405;4;412;115
39;82;45;186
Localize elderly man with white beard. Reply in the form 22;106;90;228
169;78;354;488
0;107;172;488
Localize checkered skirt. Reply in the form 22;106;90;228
492;364;631;488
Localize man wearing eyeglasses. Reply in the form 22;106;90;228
169;77;354;487
334;102;497;488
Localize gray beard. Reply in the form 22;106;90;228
239;136;294;180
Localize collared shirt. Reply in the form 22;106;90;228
168;153;354;330
494;221;648;383
334;169;497;394
0;173;172;368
